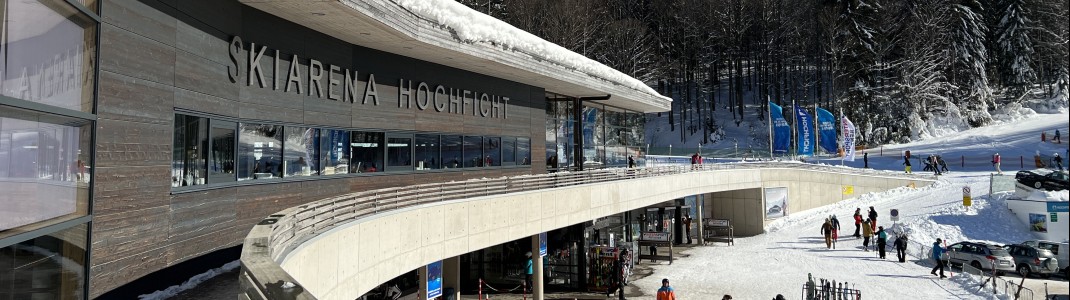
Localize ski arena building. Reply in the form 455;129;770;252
0;0;935;299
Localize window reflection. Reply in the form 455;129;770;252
484;137;501;167
0;223;87;300
0;108;90;232
351;131;383;173
209;121;236;183
442;135;462;169
320;129;350;175
284;127;318;177
173;114;207;187
463;136;482;168
386;136;412;170
517;138;531;165
0;0;96;112
237;123;282;180
502;137;516;164
415;134;439;170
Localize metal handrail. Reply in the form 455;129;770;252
240;161;935;300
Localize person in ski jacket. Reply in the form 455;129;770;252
830;215;841;247
876;226;888;259
903;153;912;173
525;252;534;292
861;219;874;251
606;250;627;300
852;208;862;238
863;152;869;168
1055;129;1062;144
821;218;834;249
1035;151;1047;168
993;153;1002;175
1054;153;1064;171
867;207;878;231
930;155;941;175
656;278;676;300
894;233;909;263
937;155;949;173
931;239;947;278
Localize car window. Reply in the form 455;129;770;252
950;244;963;251
990;248;1010;257
1038;249;1055;258
1039;243;1059;255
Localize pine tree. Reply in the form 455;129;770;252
948;0;993;126
995;0;1037;98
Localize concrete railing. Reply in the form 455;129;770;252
239;162;935;300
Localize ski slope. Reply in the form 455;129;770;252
635;113;1069;299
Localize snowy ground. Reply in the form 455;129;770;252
635;112;1069;299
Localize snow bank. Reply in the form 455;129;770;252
1024;189;1070;202
392;0;665;100
136;260;240;300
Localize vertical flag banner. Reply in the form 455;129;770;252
816;108;837;154
769;102;791;153
842;116;857;161
794;106;814;156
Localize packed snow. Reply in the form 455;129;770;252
136;260;240;300
635;111;1068;299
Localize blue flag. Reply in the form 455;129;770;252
794;106;814;156
816;108;837;154
769;102;791;153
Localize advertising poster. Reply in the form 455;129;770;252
765;187;788;219
769;101;791;153
426;261;442;299
794;106;814;156
1029;213;1047;233
539;232;547;257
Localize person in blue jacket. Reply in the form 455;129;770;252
930;238;947;278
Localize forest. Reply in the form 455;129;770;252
455;0;1070;146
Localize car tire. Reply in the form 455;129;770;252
971;261;983;271
1034;181;1042;189
1018;265;1031;278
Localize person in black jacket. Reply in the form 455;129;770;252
867;207;878;232
606;249;628;299
894;232;909;263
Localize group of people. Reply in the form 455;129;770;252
901;151;951;175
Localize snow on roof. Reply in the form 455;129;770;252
394;0;666;101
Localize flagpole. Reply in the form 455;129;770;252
814;104;820;157
767;97;774;160
840;108;845;166
791;99;797;161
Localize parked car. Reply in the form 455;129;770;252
1020;240;1070;280
1015;170;1069;191
1003;244;1060;278
946;241;1016;275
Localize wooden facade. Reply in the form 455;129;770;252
91;0;546;297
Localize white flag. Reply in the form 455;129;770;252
842;116;856;162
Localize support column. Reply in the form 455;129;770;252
444;256;461;300
418;265;428;300
696;194;705;245
531;233;545;300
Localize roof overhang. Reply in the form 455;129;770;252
238;0;671;113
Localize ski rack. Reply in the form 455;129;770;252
703;219;735;246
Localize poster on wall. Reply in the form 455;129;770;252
1029;213;1047;233
765;187;789;219
426;261;442;299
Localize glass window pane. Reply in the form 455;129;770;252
320;129;350;175
208;121;236;183
0;223;87;299
0;0;96;112
415;134;439;170
237;123;282;180
0;107;90;232
284;127;318;177
484;137;501;167
442;135;462;169
172;114;207;187
517;137;530;165
502;137;516;163
463;136;482;168
386;136;412;169
351;131;383;173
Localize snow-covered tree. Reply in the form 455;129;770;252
995;0;1037;97
947;0;994;126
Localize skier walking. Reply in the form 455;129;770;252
931;238;948;278
1056;129;1062;144
992;153;1002;175
656;278;676;300
894;232;909;263
852;208;862;238
863;152;869;169
930;155;941;175
1053;152;1064;171
861;219;874;251
821;218;834;249
876;226;888;259
867;206;878;232
525;252;534;293
938;155;949;173
903;152;913;173
830;215;841;248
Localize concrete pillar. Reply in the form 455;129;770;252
418;265;428;300
531;233;545;300
444;256;461;300
696;194;705;245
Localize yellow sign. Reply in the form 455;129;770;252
842;186;855;195
963;196;972;207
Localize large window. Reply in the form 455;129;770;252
351;131;383;173
237;124;282;180
442;135;462;169
320;129;349;175
386;135;413;171
0;107;90;232
502;137;516;164
484;137;501;167
209;121;236;183
463;136;482;168
284;127;318;177
172;114;207;187
415;134;439;170
0;0;96;113
518;137;531;165
0;223;87;299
